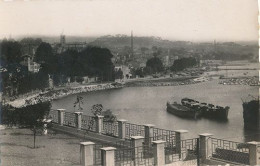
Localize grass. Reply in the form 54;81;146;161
0;127;89;166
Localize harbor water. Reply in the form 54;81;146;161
52;79;259;142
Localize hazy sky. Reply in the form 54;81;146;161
0;0;258;42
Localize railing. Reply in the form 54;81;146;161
102;121;119;137
115;145;155;166
81;115;96;132
152;127;176;146
210;137;249;165
165;138;199;164
94;144;104;166
125;123;145;139
48;110;59;123
115;140;132;149
63;112;77;127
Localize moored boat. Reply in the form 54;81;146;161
166;101;201;119
166;98;229;120
242;97;259;129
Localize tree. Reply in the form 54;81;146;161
146;57;164;74
170;57;198;72
2;101;51;148
35;42;53;64
1;40;23;66
73;95;83;112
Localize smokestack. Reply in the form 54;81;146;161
131;31;134;58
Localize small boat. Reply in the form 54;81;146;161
166;101;201;119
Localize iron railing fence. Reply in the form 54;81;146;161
63;112;77;127
93;144;104;166
48;110;59;123
210;137;249;165
115;145;155;166
165;138;199;164
81;115;97;132
125;123;145;139
115;139;133;149
152;128;176;147
102;121;119;137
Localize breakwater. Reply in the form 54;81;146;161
125;76;202;87
219;76;259;86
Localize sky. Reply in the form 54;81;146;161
0;0;258;42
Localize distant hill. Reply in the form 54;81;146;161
89;35;192;48
15;35;97;44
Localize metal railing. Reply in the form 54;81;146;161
125;123;145;139
63;112;77;127
81;115;96;132
93;144;104;166
102;121;119;137
165;138;199;164
115;145;155;166
152;127;176;146
210;137;249;165
48;110;59;123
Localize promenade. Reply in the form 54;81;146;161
46;109;260;166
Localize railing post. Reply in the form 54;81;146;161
175;130;188;159
75;112;83;129
80;142;95;166
152;140;166;166
131;136;144;165
100;147;116;166
95;115;104;134
144;124;155;146
57;109;65;126
199;133;213;162
117;119;127;139
247;141;260;165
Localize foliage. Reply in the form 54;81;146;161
91;104;103;116
114;68;123;79
103;109;117;122
2;102;51;148
170;57;198;72
35;42;54;64
0;40;23;66
73;95;83;112
146;57;164;74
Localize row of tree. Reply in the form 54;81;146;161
0;39;116;96
132;56;198;77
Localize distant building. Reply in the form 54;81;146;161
52;34;87;53
60;34;66;46
115;65;131;81
20;55;40;73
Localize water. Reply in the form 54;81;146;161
52;79;259;142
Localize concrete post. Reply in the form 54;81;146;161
57;109;65;126
175;130;188;159
101;147;116;166
75;112;83;129
247;141;260;165
144;124;155;146
95;115;104;134
80;142;95;166
117;119;127;139
199;133;213;162
152;140;166;166
131;136;144;165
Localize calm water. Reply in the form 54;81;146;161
52;79;259;142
